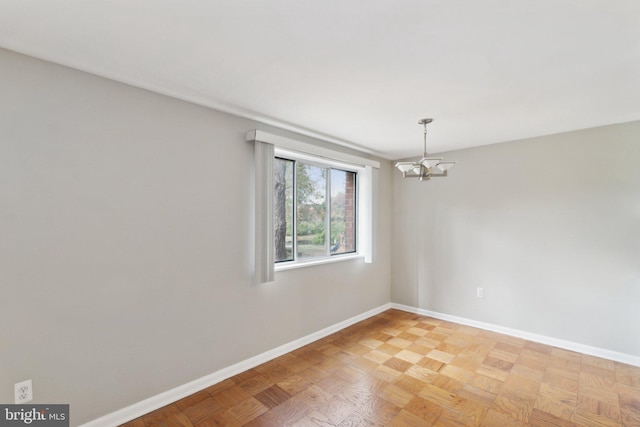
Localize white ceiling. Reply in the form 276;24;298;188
1;1;639;159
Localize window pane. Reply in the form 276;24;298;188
296;163;326;258
274;157;294;262
330;169;356;254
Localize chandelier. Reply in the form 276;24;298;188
395;118;456;181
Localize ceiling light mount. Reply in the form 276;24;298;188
395;118;456;181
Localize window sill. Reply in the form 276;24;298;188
275;253;363;272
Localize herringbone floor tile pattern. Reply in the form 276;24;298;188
121;309;640;426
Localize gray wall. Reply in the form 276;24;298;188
0;48;392;425
391;121;640;357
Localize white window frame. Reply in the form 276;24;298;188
274;148;360;269
246;130;379;282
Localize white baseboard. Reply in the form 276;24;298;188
390;303;640;368
79;303;392;427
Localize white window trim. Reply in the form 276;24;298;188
274;148;361;268
247;130;380;169
275;253;363;272
247;130;378;282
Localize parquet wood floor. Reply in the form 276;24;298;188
121;309;640;426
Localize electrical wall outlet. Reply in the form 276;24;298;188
477;287;484;299
15;379;33;403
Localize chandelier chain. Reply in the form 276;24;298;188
423;121;428;158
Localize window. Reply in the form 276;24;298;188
246;129;378;282
274;154;357;264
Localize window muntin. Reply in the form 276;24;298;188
274;155;357;264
